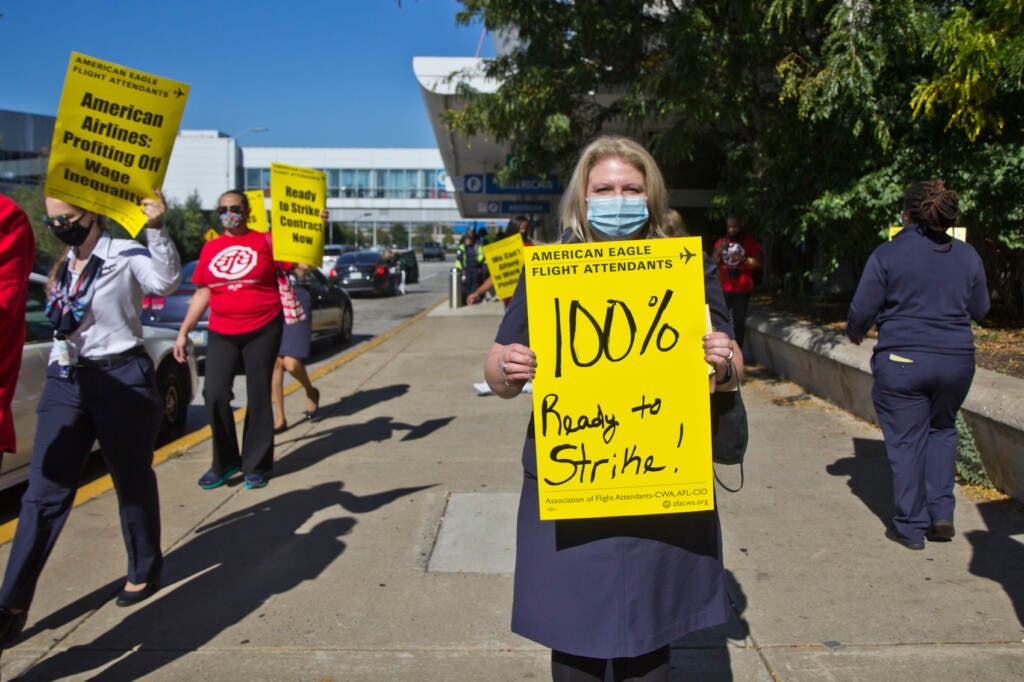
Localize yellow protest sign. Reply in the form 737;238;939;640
481;233;525;300
246;190;270;233
888;225;967;241
270;163;326;267
45;52;189;237
524;237;713;520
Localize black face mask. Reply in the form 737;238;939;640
47;216;94;247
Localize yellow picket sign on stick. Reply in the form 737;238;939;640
525;237;714;520
270;163;326;267
245;190;270;233
481;233;525;300
45;52;190;237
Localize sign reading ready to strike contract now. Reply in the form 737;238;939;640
525;237;714;520
270;163;326;268
481;233;525;300
46;52;189;237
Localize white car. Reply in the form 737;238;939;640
4;273;199;492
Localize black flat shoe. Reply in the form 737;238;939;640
0;607;27;648
927;519;955;541
273;422;289;435
116;577;161;607
886;527;925;551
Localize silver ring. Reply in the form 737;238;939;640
502;362;508;374
725;348;734;362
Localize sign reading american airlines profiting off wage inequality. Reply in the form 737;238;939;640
46;52;190;237
524;237;715;520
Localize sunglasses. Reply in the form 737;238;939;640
217;205;244;215
42;214;89;228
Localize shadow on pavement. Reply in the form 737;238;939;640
17;480;431;681
967;499;1024;628
826;437;893;528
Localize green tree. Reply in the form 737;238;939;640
447;1;1024;309
163;190;209;262
8;184;62;270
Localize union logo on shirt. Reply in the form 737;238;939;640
209;245;259;280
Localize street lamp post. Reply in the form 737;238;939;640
360;211;372;249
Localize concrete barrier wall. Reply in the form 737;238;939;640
745;311;1024;503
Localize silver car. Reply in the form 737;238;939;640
4;273;199;491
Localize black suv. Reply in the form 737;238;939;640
421;241;445;261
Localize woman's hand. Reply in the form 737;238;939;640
141;189;167;229
485;342;536;397
173;333;190;364
704;330;742;392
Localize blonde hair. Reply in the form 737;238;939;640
663;209;690;237
559;135;667;242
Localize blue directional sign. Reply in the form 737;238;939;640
456;174;560;195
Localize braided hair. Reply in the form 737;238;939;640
902;180;960;231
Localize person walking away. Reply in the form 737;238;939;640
174;190;282;491
0;194;35;459
847;180;989;550
712;214;762;347
485;135;741;681
0;191;179;653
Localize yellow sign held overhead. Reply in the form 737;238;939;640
45;52;190;236
270;163;326;267
524;237;714;520
481;233;525;300
245;190;269;233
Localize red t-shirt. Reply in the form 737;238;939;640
714;233;762;294
193;229;281;335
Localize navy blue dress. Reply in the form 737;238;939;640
496;247;734;659
278;281;312;360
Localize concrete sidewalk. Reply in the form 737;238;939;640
1;300;1022;681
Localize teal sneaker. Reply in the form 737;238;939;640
197;467;240;490
244;473;268;489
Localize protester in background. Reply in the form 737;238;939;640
847;180;989;551
712;214;762;347
174;190;282;490
466;216;532;306
485;135;740;681
0;195;35;459
454;231;486;306
663;208;691;237
271;210;327;433
0;192;179;651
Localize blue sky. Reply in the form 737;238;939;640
1;1;493;148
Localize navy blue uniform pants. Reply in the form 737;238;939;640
0;355;163;610
871;350;974;542
204;315;282;476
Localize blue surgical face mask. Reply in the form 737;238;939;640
586;195;649;240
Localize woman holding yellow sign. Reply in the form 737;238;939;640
484;136;741;681
173;190;282;491
0;190;179;649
